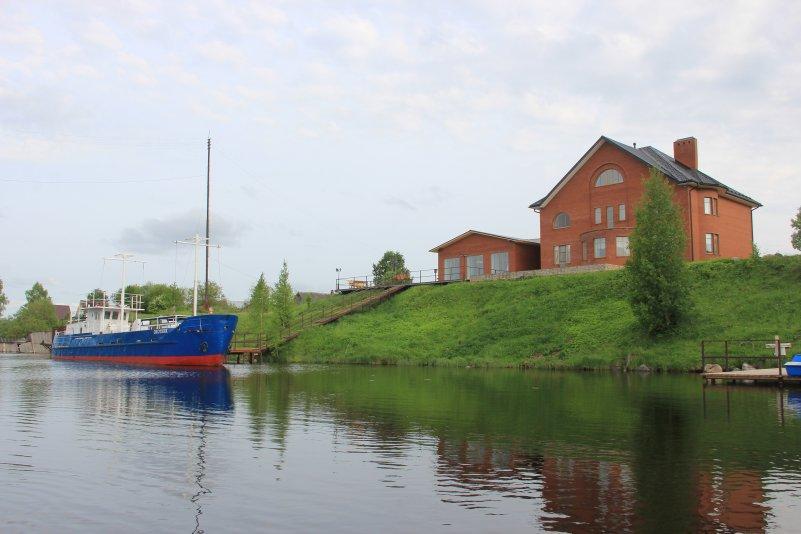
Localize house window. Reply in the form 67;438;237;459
606;206;614;229
554;244;571;265
444;258;461;281
704;197;718;215
705;233;720;255
553;212;571;229
616;236;630;257
582;241;588;261
619;204;626;221
595;169;624;187
467;255;484;277
491;252;509;274
594;207;602;224
594;238;606;258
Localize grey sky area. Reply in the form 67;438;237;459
1;1;799;313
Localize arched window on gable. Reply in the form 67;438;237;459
553;212;570;229
595;168;624;187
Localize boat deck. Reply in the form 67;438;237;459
703;367;801;384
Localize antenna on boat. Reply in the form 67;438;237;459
175;234;220;316
205;136;211;314
104;253;145;332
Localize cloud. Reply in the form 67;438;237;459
82;19;124;51
116;210;250;254
311;15;379;59
198;40;247;65
383;186;448;212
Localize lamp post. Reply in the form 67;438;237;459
335;267;342;292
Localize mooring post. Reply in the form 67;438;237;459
724;340;729;370
776;335;782;380
701;340;706;369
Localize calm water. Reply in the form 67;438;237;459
2;356;801;533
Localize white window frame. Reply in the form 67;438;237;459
467;255;484;277
616;236;630;257
705;233;719;255
594;207;601;225
490;252;509;274
606;206;614;229
704;197;718;216
443;257;461;281
553;212;570;229
619;204;626;222
595;169;624;187
594;237;606;259
553;244;571;266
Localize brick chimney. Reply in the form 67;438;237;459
673;137;698;169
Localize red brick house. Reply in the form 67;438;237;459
430;230;540;281
530;136;760;269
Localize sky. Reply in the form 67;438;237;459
1;0;800;314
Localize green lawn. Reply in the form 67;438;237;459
278;255;801;370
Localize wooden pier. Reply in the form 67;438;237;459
702;367;801;384
701;336;799;386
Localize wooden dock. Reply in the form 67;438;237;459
702;367;801;384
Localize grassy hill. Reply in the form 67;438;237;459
278;255;801;370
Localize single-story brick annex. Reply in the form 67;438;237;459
431;135;760;281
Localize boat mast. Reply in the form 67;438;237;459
176;235;220;316
104;253;144;332
205;137;211;313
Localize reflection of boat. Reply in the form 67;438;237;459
786;390;801;417
68;362;234;413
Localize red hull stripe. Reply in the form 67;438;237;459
52;354;225;367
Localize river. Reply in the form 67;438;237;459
2;354;801;532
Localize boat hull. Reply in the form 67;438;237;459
52;314;237;367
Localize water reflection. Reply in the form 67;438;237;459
3;358;801;532
231;368;798;533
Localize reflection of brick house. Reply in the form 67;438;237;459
696;469;767;532
430;230;540;281
530;136;761;269
539;457;636;532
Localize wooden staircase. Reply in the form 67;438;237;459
228;284;411;362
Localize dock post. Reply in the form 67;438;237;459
701;340;706;369
724;340;729;370
776;335;782;381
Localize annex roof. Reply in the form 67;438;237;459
429;230;540;252
528;136;761;210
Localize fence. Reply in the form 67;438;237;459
700;337;798;371
230;288;390;355
335;269;439;291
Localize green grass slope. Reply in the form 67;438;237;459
278;256;801;370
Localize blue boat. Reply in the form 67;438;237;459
785;355;801;377
52;264;237;367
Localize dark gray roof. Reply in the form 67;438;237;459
530;136;761;209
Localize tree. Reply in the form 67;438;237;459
626;168;691;335
25;282;50;303
792;207;801;252
0;279;8;318
372;250;411;286
272;261;293;329
5;282;61;338
247;273;271;332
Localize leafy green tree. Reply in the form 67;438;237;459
25;282;50;303
3;282;61;338
272;261;293;329
0;279;8;318
247;273;271;332
372;250;411;286
791;207;801;251
86;288;106;301
626;168;691;335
